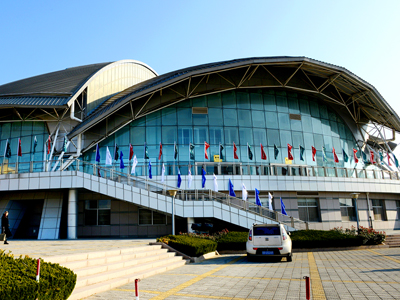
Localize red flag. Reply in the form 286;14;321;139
204;142;210;159
17;138;22;157
129;144;134;161
158;142;163;160
47;135;51;155
370;150;375;164
261;143;267;160
287;144;293;160
233;142;239;159
312;146;317;161
333;147;339;163
353;148;359;163
388;153;392;166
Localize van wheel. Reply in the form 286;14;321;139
287;254;292;262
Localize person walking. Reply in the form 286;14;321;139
1;211;11;245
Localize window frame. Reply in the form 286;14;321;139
297;198;320;222
339;198;357;222
138;208;167;225
84;200;111;226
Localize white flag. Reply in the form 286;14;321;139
268;192;273;211
161;163;165;182
188;169;192;189
131;155;138;174
242;183;248;201
213;173;218;192
105;147;113;165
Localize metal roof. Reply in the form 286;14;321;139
0;96;70;107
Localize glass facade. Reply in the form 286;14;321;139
84;89;360;175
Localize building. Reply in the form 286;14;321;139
0;56;399;240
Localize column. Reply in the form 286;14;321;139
187;217;195;233
67;188;78;239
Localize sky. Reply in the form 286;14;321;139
1;0;400;150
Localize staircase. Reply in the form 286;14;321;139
385;234;400;247
44;244;187;300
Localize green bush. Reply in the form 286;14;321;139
160;235;217;257
332;226;386;245
291;230;363;248
216;232;248;251
0;250;76;300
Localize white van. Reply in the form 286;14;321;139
246;223;292;262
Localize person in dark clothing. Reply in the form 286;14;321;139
1;211;11;245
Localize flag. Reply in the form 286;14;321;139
268;192;273;211
106;147;113;165
114;144;119;161
322;146;327;162
17;138;22;157
174;142;178;160
189;143;195;160
362;151;367;163
213;174;218;192
388;153;392;166
219;144;224;160
188;168;193;188
233;142;239;159
342;148;349;163
280;197;288;216
120;151;124;169
394;154;399;168
97;168;102;178
144;143;149;159
201;168;206;188
158;142;163;160
255;189;262;206
312;146;317;161
333;147;339;163
177;168;182;188
299;145;305;161
47;135;51;154
131;155;138;174
33;136;37;154
148;159;152;179
274;144;279;160
95;144;100;163
353;148;359;163
370;150;375;164
4;139;11;158
247;143;253;160
161;163;165;182
242;183;248;201
205;142;210;159
228;178;236;197
287;144;293;160
379;152;384;163
63;137;68;153
129;144;134;161
261;143;267;160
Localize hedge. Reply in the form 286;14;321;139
290;230;363;248
216;232;248;251
0;250;76;300
160;235;217;257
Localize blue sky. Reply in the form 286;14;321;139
1;1;400;145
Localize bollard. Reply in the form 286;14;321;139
135;278;140;300
303;276;310;300
36;259;41;282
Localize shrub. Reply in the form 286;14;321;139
216;232;248;251
160;235;218;257
0;250;76;300
331;226;386;245
291;230;363;248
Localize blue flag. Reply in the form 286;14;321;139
202;168;206;188
119;151;124;169
299;145;305;161
274;144;279;160
177;169;182;188
362;151;367;163
33;136;38;154
229;178;236;197
394;154;399;168
95;144;101;163
281;197;288;216
255;188;262;206
342;148;349;163
148;159;152;179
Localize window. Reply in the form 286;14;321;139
339;198;356;221
84;200;111;226
139;209;167;225
372;200;386;221
298;198;319;222
396;201;400;220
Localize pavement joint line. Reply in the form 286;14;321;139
367;249;400;264
174;293;263;300
149;256;244;300
308;252;327;300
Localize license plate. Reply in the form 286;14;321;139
262;251;274;255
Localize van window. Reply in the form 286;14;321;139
253;227;280;236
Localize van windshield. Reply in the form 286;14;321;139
253;227;280;236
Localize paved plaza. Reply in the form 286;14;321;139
85;248;400;300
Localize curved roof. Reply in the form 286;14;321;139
68;56;400;142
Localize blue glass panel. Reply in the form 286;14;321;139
239;128;253;145
209;108;223;126
313;134;324;149
330;121;339;138
346;128;354;140
290;118;302;132
292;131;304;148
279;130;292;147
323;136;332;152
32;122;46;134
162;126;177;144
1;123;10;139
222;91;236;108
115;127;129;146
178;127;192;145
252;111;265;128
21;136;31;154
267;129;280;146
131;116;146;126
310;101;320;118
237;92;250;109
268;146;282;162
177;108;192;125
253;128;267;146
319;104;329;119
265;111;279;129
278;113;290;130
176;98;192;108
328;110;337;122
238;110;252;127
276;96;288;112
209;127;224;144
303;133;314;149
299;99;310;115
192;96;207;107
263;94;276;111
193;127;209;144
288;97;300;114
162;108;177;125
146;110;161;126
130;127;145;145
250;92;263;110
312;118;323;134
332;137;341;150
21;122;32;137
11;123;21;138
224;127;239;144
193;114;208;126
223;109;238;126
321;119;331;136
207;93;222;107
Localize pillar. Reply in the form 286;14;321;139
187;217;195;233
67;189;78;239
